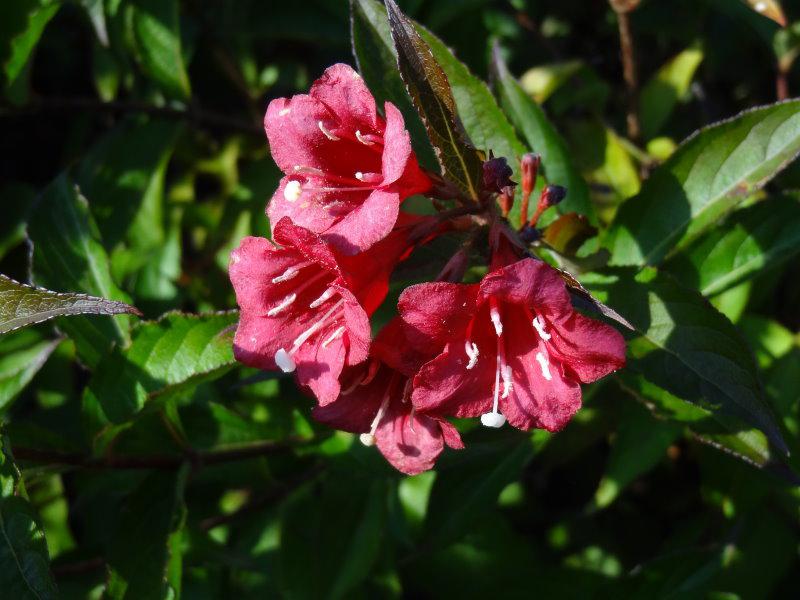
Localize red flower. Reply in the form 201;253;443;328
265;63;431;255
313;319;463;475
399;258;626;432
229;218;371;404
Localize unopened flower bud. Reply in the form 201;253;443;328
520;153;541;199
482;155;514;193
498;185;515;217
529;185;567;228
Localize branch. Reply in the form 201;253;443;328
611;0;641;142
12;439;303;471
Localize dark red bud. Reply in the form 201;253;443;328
529;184;567;227
482;156;515;193
520;153;541;198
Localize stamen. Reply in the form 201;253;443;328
309;287;336;308
465;341;479;370
275;348;296;373
490;306;503;336
532;315;551;341
480;355;507;428
355;130;374;145
501;364;513;399
341;374;364;395
360;360;380;386
266;293;297;316
283;180;302;202
293;165;325;177
278;107;291;116
535;351;552;381
272;264;305;283
318;120;340;141
359;433;376;446
321;325;345;348
291;299;345;351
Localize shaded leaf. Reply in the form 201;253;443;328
666;196;800;296
605;100;800;266
28;176;134;367
0;274;139;336
582;268;788;457
0;436;58;600
83;311;237;425
384;0;484;199
105;465;188;599
640;46;704;140
0;332;60;413
0;0;59;88
492;44;594;220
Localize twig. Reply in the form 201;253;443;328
611;1;641;142
52;557;105;578
12;439;303;471
1;97;263;136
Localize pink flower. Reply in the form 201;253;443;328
265;63;431;255
229;218;372;405
313;319;463;475
399;258;626;432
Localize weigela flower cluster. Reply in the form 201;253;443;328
230;64;626;475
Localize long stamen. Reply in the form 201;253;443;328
360;360;380;386
272;262;309;284
465;341;479;369
318;121;340;141
291;299;345;352
321;325;345;348
501;364;513;399
489;301;504;336
266;293;297;316
535;351;552;381
360;389;392;446
355;129;377;145
309;287;336;308
532;315;551;341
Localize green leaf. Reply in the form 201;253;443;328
27;176;135;367
423;433;546;549
129;0;191;100
0;0;60;88
105;465;188;599
384;0;484;199
0;436;58;600
594;404;681;509
605;100;800;266
279;472;387;600
0;274;139;337
582;268;788;457
0;332;60;413
640;47;704;140
350;0;436;169
666;196;800;297
491;45;594;220
83;311;238;425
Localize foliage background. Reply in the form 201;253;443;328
2;0;800;598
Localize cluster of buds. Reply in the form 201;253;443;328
230;64;626;475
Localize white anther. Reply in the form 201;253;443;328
283;180;302;202
293;165;325;176
355;171;365;181
480;412;506;428
291;299;344;351
535;351;552;381
490;307;504;336
275;348;296;373
309;287;336;308
465;341;479;370
532;315;551;341
266;293;297;316
361;391;391;445
318;120;340;141
355;130;374;145
278;107;291;116
359;433;376;446
501;364;513;399
271;266;299;284
322;325;346;348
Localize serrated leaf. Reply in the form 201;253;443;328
0;0;60;88
0;274;139;337
605;100;800;266
423;433;546;549
640;47;704;140
0;436;58;600
666;196;800;297
84;311;238;425
28;175;134;367
384;0;484;200
0;332;60;413
350;0;436;169
129;0;191;100
491;45;594;220
105;465;188;600
582;268;788;458
279;472;387;600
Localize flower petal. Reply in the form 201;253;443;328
548;312;626;383
322;188;400;255
376;401;445;475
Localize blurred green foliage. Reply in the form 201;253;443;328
2;0;800;598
